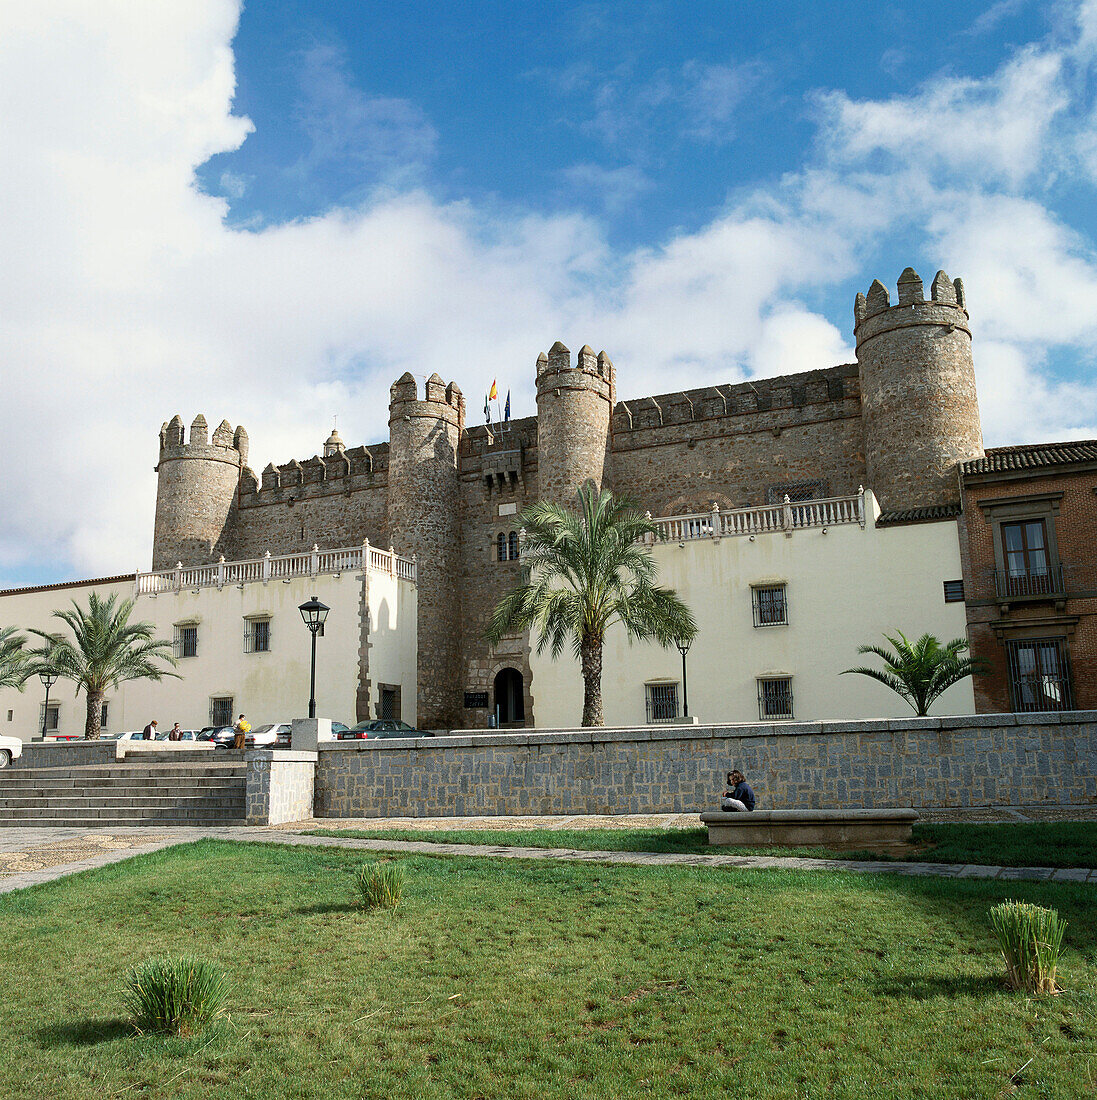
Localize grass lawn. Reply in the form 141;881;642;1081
308;821;1097;868
0;840;1095;1098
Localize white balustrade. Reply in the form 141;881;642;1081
653;493;864;545
134;543;416;595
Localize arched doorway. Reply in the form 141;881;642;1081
493;667;526;725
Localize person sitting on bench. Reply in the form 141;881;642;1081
721;769;755;812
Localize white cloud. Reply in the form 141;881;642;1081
559;163;652;215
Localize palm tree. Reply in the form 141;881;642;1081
842;631;983;717
28;593;178;740
0;626;30;690
486;484;696;727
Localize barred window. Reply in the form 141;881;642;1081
209;697;233;727
497;532;507;562
39;703;60;733
509;531;520;560
752;584;788;627
758;678;794;720
943;580;964;603
766;480;828;504
100;702;109;731
645;681;680;723
174;624;198;659
244;618;271;654
1007;638;1074;713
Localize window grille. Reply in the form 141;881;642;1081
209;697;233;727
100;702;109;731
379;685;401;721
39;703;60;733
943;580;964;603
508;531;519;560
758;678;794;720
766;480;828;504
1006;638;1074;713
497;532;507;562
645;682;680;723
174;625;198;658
243;618;271;653
752;584;788;626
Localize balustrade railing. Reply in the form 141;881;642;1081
650;492;865;544
135;542;416;596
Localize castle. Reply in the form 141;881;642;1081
151;267;984;729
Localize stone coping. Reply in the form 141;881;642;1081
699;809;919;824
244;750;318;763
314;710;1097;752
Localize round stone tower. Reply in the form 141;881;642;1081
534;341;615;505
387;372;464;730
152;414;245;569
855;268;984;513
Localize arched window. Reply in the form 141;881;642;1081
497;532;507;563
508;531;519;560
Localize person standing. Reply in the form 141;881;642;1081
232;714;250;751
141;720;158;741
168;723;183;742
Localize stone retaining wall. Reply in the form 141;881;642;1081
245;750;317;826
14;741;122;768
313;712;1097;818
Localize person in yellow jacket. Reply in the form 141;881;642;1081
232;714;251;751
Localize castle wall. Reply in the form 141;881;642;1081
608;365;865;514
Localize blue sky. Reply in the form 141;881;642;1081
1;1;1096;587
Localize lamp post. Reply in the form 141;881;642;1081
38;669;58;739
674;636;693;719
298;595;330;719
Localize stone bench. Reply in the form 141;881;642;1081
699;808;918;849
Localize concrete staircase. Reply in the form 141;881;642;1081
0;757;247;826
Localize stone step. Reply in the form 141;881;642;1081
0;775;245;790
0;793;245;811
0;804;244;821
3;767;246;783
0;815;243;827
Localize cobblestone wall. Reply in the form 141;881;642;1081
313;713;1097;817
245;750;317;826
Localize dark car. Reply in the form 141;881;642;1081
337;720;428;740
199;726;236;748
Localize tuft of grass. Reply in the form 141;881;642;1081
354;861;404;910
989;900;1066;995
122;954;230;1035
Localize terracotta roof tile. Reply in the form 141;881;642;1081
961;440;1097;476
876;504;961;527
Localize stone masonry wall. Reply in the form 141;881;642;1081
313;712;1097;817
245;750;317;826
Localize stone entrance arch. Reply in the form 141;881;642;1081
493;667;526;725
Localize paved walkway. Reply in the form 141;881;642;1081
0;821;1093;894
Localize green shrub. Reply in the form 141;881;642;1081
989;901;1066;994
355;861;404;910
122;955;230;1035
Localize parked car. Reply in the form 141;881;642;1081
101;730;156;743
199;726;236;748
337;720;427;740
154;729;202;742
245;723;291;749
0;734;23;768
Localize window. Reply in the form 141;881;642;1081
1000;520;1058;596
174;624;198;659
39;703;60;733
5;710;11;722
100;702;109;731
943;580;965;602
766;480;828;504
209;697;233;727
244;618;271;653
1007;639;1074;713
497;531;519;562
758;678;794;720
752;584;788;626
977;493;1064;602
645;681;680;723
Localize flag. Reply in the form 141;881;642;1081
489;379;498;401
504;390;511;422
484;393;490;423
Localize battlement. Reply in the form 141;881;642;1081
854;268;969;338
388;371;465;428
238;443;390;505
157;414;247;467
535;341;615;394
610;362;860;441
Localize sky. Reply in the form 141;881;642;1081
2;0;1097;588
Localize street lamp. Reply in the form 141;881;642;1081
298;595;330;720
38;669;58;739
674;636;693;719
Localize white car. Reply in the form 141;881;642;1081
245;723;292;749
0;734;23;768
101;730;157;743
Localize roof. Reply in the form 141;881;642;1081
0;574;134;599
875;504;961;527
961;440;1097;476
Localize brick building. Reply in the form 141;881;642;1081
959;441;1097;713
148;266;985;729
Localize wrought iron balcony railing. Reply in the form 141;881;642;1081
994;562;1066;601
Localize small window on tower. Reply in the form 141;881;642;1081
508;531;519;560
497;532;507;563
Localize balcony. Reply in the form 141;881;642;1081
994;562;1066;605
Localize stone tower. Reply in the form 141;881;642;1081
534;341;615;505
387;372;464;729
855;268;983;512
152;415;247;569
